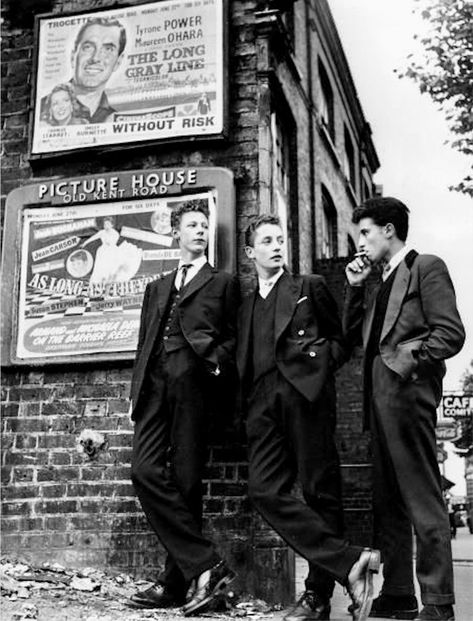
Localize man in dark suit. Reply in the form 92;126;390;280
237;214;380;621
343;197;465;621
129;200;239;616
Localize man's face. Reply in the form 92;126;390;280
173;211;209;258
246;223;285;273
357;217;391;264
72;24;122;91
50;90;72;123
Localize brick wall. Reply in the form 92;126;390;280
1;0;372;605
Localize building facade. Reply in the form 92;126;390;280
1;0;379;603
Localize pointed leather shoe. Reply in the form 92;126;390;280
369;593;418;619
182;561;236;617
415;605;454;621
284;590;331;620
347;549;381;621
128;583;185;609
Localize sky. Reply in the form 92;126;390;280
327;0;472;495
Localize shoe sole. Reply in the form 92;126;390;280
370;611;418;620
182;570;236;617
284;611;331;621
126;600;177;610
356;550;381;621
127;598;183;610
414;617;454;621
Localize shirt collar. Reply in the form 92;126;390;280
70;82;114;121
382;245;410;281
258;268;284;294
177;255;207;273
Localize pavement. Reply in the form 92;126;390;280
1;528;472;621
295;527;473;621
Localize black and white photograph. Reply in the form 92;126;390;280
1;1;472;621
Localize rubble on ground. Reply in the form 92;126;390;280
1;557;283;620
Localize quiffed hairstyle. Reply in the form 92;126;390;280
171;199;209;230
245;214;282;247
74;17;127;56
352;197;410;242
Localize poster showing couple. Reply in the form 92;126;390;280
30;0;224;155
16;192;216;361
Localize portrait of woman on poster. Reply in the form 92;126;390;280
150;204;172;236
82;216;142;284
40;83;88;127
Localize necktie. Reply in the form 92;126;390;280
179;264;192;289
382;263;392;281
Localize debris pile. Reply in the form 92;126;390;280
1;558;283;620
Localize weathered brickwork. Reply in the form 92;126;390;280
1;0;377;604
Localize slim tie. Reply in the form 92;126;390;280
382;263;392;281
179;264;192;289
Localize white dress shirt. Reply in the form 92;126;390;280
175;255;208;289
258;268;284;299
382;245;410;281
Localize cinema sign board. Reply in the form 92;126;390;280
1;168;235;366
29;0;227;157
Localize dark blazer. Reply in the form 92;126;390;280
130;263;240;413
343;252;465;384
237;271;346;403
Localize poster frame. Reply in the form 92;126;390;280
1;167;236;367
28;0;229;160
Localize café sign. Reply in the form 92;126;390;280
441;394;473;419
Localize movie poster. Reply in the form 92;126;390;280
16;192;216;360
30;0;224;155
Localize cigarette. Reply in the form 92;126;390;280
354;251;366;257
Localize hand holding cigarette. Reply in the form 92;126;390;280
345;250;372;286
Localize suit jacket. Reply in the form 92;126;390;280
130;262;240;414
237;271;346;403
343;252;465;385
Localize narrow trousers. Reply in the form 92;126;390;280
131;347;220;593
247;370;362;591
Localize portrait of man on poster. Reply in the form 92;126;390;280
40;16;126;124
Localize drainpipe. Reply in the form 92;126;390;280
304;0;317;270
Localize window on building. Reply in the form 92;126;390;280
343;125;356;188
318;60;335;141
270;103;298;269
281;4;295;47
347;234;357;257
321;187;338;259
362;177;371;201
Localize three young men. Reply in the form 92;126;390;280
129;201;239;616
343;197;465;621
130;199;464;621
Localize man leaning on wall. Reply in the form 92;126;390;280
128;200;240;617
237;214;381;621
